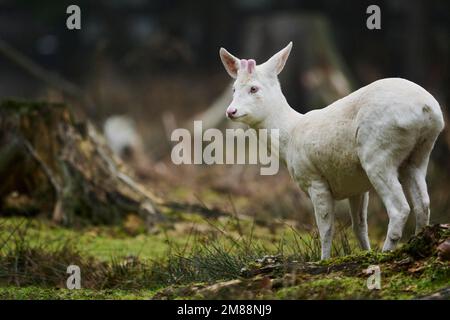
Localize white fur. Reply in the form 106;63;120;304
103;115;143;157
220;42;445;259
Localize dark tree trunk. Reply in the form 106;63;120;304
0;100;161;227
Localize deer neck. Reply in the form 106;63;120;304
252;97;302;163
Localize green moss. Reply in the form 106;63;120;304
275;275;374;299
0;286;157;300
0;217;189;261
1;217;448;300
318;250;393;268
272;261;449;300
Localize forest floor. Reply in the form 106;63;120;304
0;101;449;300
1;184;449;300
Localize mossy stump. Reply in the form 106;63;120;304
0;99;161;226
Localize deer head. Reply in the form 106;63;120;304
219;42;293;127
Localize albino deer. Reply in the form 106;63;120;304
219;42;444;259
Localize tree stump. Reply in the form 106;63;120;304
0;100;161;226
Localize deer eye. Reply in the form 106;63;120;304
250;86;259;94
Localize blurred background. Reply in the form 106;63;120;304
0;0;449;238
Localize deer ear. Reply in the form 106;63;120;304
219;47;239;78
261;42;293;75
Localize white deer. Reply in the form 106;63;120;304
219;42;444;259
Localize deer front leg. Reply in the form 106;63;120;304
308;180;335;260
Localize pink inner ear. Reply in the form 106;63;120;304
247;59;256;73
240;59;248;70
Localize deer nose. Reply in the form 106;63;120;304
226;107;237;117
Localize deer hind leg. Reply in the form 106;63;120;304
348;192;371;250
358;136;413;252
399;135;437;234
366;166;410;252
